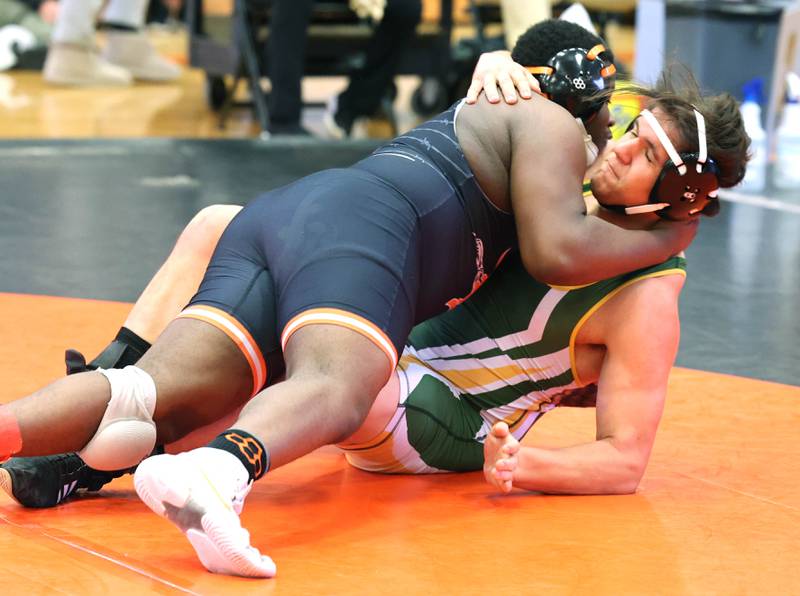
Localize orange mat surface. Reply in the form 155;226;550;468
1;293;798;595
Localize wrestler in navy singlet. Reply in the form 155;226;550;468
179;102;517;392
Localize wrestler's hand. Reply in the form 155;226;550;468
465;51;541;105
483;422;520;493
350;0;386;22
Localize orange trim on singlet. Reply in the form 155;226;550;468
177;305;267;397
281;308;398;370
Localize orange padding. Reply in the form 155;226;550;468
0;406;23;462
600;64;617;78
586;44;606;60
526;65;553;76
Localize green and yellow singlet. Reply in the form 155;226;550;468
341;252;686;474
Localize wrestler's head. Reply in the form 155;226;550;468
511;19;616;152
588;68;750;220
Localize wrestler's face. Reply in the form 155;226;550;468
584;101;615;153
588;107;683;207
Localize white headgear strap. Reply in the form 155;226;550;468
640;109;686;175
694;108;708;172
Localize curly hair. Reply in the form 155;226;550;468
511;19;615;68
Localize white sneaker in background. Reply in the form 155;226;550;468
134;448;276;578
323;94;349;139
103;30;181;83
43;43;133;87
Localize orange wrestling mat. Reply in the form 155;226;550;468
1;292;798;595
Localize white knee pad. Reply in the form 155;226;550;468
78;366;157;471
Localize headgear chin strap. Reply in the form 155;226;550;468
526;44;616;122
606;109;720;221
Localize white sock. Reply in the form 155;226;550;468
102;0;150;30
51;0;104;45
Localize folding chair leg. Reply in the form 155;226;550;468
234;0;271;136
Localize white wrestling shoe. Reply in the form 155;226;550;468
134;448;276;578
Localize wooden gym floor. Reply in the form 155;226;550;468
0;17;799;596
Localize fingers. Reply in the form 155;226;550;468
492;459;516;493
526;70;541;94
485;466;513;493
494;453;517;471
491;421;510;438
485;422;518;494
497;73;518;104
466;67;540;105
465;77;481;104
509;69;532;100
483;74;501;104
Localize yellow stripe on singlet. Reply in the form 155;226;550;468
401;354;550;392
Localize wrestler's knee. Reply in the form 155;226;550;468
283;324;396;439
78;366;157;470
135;318;254;444
179;204;242;260
332;380;377;440
134;360;231;446
297;373;376;443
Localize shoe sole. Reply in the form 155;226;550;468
134;457;275;578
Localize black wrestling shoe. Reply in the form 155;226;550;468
0;453;128;508
65;341;129;375
65;348;93;374
65;333;149;375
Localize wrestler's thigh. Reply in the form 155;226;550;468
137;317;253;441
284;323;393;407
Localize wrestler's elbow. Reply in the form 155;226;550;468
605;439;650;495
612;462;646;495
520;248;580;286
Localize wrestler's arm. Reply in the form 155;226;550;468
484;275;682;494
507;102;696;286
465;50;540;104
122;204;242;342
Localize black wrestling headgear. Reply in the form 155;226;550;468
526;44;617;122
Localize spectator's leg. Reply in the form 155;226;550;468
43;0;133;86
334;0;422;133
500;0;551;51
266;0;315;134
101;0;181;82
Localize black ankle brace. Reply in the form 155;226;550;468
207;429;269;483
